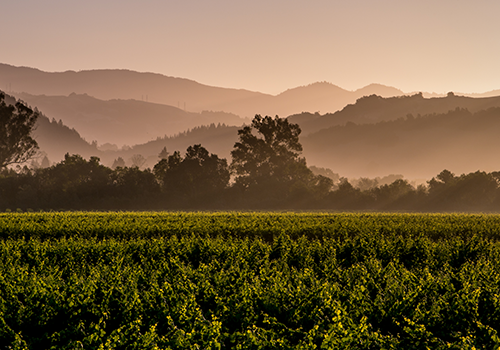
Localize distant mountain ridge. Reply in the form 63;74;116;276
0;63;407;118
4;63;500;180
301;107;500;179
289;93;500;136
14;92;248;147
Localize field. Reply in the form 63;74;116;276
1;212;500;349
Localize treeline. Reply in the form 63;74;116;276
329;170;500;211
2;111;500;212
1;152;500;211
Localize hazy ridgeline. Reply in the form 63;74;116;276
16;92;500;181
5;64;500;180
3;66;500;211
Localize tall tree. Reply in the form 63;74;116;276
231;115;303;189
230;115;331;206
0;93;39;168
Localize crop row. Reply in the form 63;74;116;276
2;211;500;241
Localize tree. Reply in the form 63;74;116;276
153;151;182;191
41;155;50;168
182;144;230;198
0;93;39;168
158;146;169;160
111;157;126;169
428;169;456;194
111;165;159;202
153;144;229;204
231;115;304;189
36;154;112;208
130;154;146;168
230;115;330;206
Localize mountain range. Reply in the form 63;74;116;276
14;92;247;147
20;92;500;180
3;63;499;121
289;92;500;136
1;63;406;118
3;63;500;180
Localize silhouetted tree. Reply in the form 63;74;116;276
32;154;112;209
309;165;340;183
230;115;331;207
154;144;230;205
153;151;182;192
426;169;457;208
111;157;126;169
232;116;292;189
41;155;50;168
0;93;39;168
326;178;368;209
454;171;498;209
428;170;498;210
231;115;303;189
355;177;379;191
130;154;146;168
371;179;415;209
158;146;169;160
111;166;159;204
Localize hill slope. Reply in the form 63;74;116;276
101;124;241;169
14;92;247;147
1;92;101;165
1;63;405;117
301;107;500;179
290;93;500;136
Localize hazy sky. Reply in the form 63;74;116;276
2;0;500;95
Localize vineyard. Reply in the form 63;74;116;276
1;212;500;348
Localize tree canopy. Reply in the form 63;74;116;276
231;115;304;188
154;144;230;205
0;93;39;168
230;115;332;206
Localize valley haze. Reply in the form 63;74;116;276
2;63;500;181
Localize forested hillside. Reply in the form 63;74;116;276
15;92;248;147
302;107;500;179
0;92;101;166
290;93;500;136
34;114;101;164
7;89;500;181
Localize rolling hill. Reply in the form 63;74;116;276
14;92;247;147
4;63;500;181
94;94;500;179
289;92;500;136
2;92;102;165
1;63;405;118
301;107;500;179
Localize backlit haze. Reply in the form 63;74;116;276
2;0;500;95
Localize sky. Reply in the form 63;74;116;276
2;0;500;95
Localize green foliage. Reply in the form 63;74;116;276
1;213;500;347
